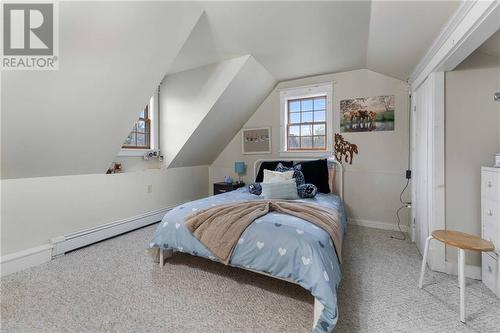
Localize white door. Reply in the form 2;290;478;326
411;73;445;271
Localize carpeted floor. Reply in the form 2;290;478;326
1;225;499;332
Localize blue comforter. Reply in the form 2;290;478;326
149;187;347;332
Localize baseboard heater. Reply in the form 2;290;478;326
51;207;172;256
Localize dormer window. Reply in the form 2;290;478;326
118;93;159;157
122;105;151;149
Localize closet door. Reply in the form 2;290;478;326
411;72;445;271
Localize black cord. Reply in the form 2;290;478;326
391;178;411;241
391;206;407;240
400;178;411;205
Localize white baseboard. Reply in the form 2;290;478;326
348;218;409;233
0;244;53;277
444;261;482;281
0;207;172;277
51;207;172;256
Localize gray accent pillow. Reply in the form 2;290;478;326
261;179;299;200
248;183;262;196
297;183;318;198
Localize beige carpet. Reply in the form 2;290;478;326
1;225;499;332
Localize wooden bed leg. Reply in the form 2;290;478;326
159;249;173;267
313;298;324;329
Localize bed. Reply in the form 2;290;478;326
149;158;346;333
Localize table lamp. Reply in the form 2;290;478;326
234;162;246;184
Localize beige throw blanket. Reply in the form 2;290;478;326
185;200;343;265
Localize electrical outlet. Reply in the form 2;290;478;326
147;184;153;193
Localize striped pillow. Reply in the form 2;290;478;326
261;179;299;200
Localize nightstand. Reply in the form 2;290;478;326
213;182;245;195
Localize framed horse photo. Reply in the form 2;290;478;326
340;95;395;132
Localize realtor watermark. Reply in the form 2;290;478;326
1;1;59;70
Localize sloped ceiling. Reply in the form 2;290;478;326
168;1;371;80
167;1;460;81
366;1;462;80
168;56;276;168
479;29;500;59
2;1;462;179
1;2;203;179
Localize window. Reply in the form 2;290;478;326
280;83;333;155
118;92;159;157
287;96;326;150
122;105;151;149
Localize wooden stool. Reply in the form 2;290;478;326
418;230;494;323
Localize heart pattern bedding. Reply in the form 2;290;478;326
149;187;347;332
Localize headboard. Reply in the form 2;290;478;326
253;157;344;200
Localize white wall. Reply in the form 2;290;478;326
210;69;411;229
1;166;208;256
445;50;500;266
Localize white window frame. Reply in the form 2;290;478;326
118;92;159;157
279;83;333;157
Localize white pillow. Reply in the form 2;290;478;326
261;179;299;200
263;169;294;183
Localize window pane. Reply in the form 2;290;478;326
125;133;136;146
137;133;146;146
313;136;326;148
289;112;300;124
300;124;312;136
289;100;300;112
137;120;146;133
122;102;150;149
301;111;313;123
288;136;299;149
313;124;325;135
314;110;326;122
289;125;300;136
314;97;326;110
301;99;313;111
123;133;134;145
301;136;313;148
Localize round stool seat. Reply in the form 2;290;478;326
431;230;494;252
420;230;494;323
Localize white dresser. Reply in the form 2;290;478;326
481;167;500;297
